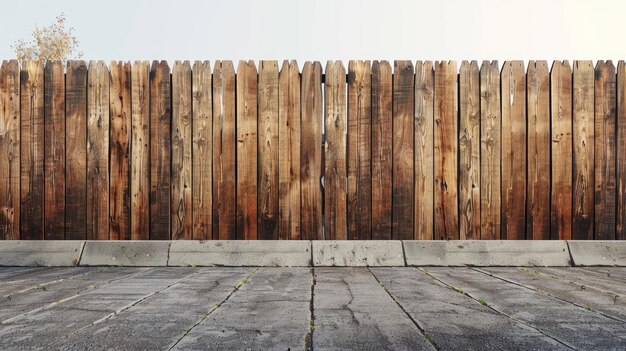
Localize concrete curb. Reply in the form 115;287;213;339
312;241;404;266
79;241;170;266
0;241;84;266
567;241;626;266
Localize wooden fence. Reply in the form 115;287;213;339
1;59;625;241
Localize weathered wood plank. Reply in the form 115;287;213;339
459;60;480;240
131;61;150;240
501;61;526;240
278;60;301;240
149;60;171;240
300;62;323;240
0;60;20;240
347;60;372;240
325;61;347;240
551;61;573;240
192;60;212;240
618;61;626;241
414;61;434;240
20;61;44;240
171;61;193;240
595;60;617;240
392;61;414;240
371;61;393;240
109;61;131;241
434;61;458;240
65;60;87;240
258;61;279;240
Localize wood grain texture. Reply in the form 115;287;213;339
149;60;171;240
526;61;551;240
458;61;480;240
131;61;150;240
65;60;87;240
20;61;44;240
192;61;212;240
347;60;371;240
44;61;65;240
594;60;616;240
392;61;414;240
480;61;501;240
171;61;193;240
618;61;626;241
0;60;20;240
212;61;236;240
434;61;458;240
325;61;347;240
414;61;434;240
551;61;573;240
501;61;526;240
300;62;323;240
258;61;279;240
278;60;301;240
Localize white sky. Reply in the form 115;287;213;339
0;0;624;65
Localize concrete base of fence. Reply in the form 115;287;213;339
567;241;626;266
312;241;405;266
79;241;170;266
403;240;572;266
168;240;311;266
0;241;84;266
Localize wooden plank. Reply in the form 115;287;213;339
392;61;414;240
44;61;65;240
324;61;347;240
434;61;458;240
212;61;236;240
0;60;20;240
480;61;501;240
236;60;258;240
551;61;573;240
109;61;131;240
278;60;301;240
171;61;193;240
20;61;44;240
595;60;617;240
149;60;171;240
414;61;434;240
65;60;87;240
501;61;527;240
192;61;212;240
300;61;323;240
526;61;551;240
458;60;480;240
258;61;279;240
347;60;372;240
87;61;110;240
131;61;150;240
618;61;626;241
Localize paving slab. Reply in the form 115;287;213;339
0;267;89;296
403;240;571;266
530;267;626;296
312;240;404;266
0;241;84;266
568;241;626;266
313;267;435;350
0;267;48;280
79;241;170;266
168;240;311;267
578;267;626;282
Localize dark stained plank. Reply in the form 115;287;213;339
595;60;617;240
171;61;193;240
347;60;372;240
131;61;150;240
371;61;393;240
392;61;414;240
458;60;480;240
414;61;434;240
149;60;171;240
434;61;458;240
20;61;44;240
278;60;301;240
551;61;573;240
0;60;20;240
501;61;526;240
192;61;212;240
324;61;347;240
44;61;65;240
65;60;87;240
300;62;323;240
526;61;551;240
109;61;131;241
87;61;110;240
212;61;236;240
618;61;626;241
480;61;501;240
258;61;279;240
236;60;258;240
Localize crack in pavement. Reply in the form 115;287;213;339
305;267;316;351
